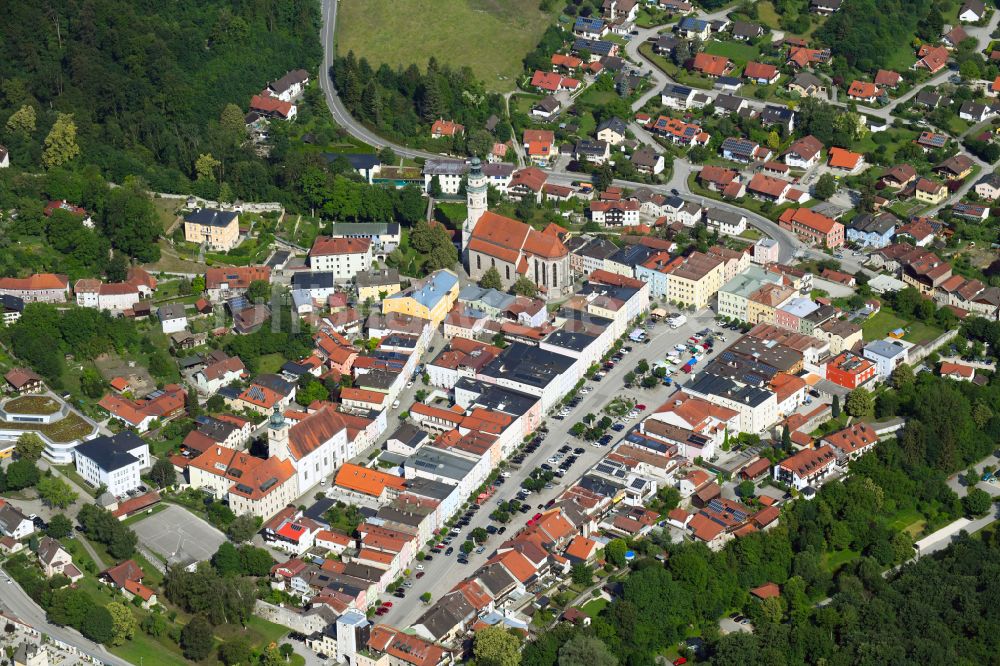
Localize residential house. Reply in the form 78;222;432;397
676;17;711;39
661;83;696;109
975;172;1000;199
631;147;665;175
959;0;987;21
383;269;461;327
596;117;628;145
720;137;761;163
691;53;732;78
4;368;43;394
184;208;240;251
784;135;824;168
914;177;948;204
589;200;640;226
0;501;34;539
935;154;974;180
666;251;725;308
430;119;464;139
423;159;467;194
0;273;69;303
847;212;896;248
862;338;910;381
881;164;918;189
874;69;902;89
828;146;864;171
732;21;764;41
940;361;977;381
308;237;373;279
778;208;845;248
847;80;882;103
523;129;557;167
158;303;187;334
774;445;837;489
787;71;826;98
826;351;877;389
747;173;792;204
575;140;611;164
744;61;779;85
822;422;879;464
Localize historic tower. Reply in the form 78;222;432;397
267;405;290;462
463;157;488;252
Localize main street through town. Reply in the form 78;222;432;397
379;308;736;627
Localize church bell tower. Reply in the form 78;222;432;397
463;157;488;252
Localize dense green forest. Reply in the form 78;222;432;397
331;53;508;152
521;365;1000;665
817;0;936;73
0;0;320;194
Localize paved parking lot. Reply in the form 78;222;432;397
131;505;226;565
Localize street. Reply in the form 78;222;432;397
379;307;736;627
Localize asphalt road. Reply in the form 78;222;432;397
0;574;132;666
379;307;735;627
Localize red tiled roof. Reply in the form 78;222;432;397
744;61;778;80
250;95;294;117
692;52;730;76
310;236;371;257
828;147;862;169
0;273;68;291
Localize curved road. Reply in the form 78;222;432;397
319;0;439;160
323;0;958;266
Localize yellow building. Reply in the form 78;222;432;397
356;268;402;304
746;283;796;325
666;252;725;309
382;269;460;328
183;208;240;251
914;178;947;204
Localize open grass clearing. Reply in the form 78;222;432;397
335;0;559;93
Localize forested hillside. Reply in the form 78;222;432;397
0;0;320;192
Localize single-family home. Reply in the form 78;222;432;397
784;135;824;168
847;80;882;103
744;61;779;85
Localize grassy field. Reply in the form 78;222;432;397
581;597;608;618
336;0;560;92
889;508;927;538
257;353;287;374
862;309;942;344
704;39;762;65
821;548;860;572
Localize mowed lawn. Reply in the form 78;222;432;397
336;0;559;92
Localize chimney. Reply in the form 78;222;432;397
216;447;221;455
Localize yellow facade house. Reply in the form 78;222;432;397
382;269;460;328
184;208;240;251
667;251;725;309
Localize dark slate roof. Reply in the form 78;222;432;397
184;208;237;228
74;432;146;473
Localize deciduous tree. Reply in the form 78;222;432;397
42;113;80;168
473;626;521;666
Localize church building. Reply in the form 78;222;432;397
462;158;572;299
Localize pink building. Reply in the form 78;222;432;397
753;238;780;264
